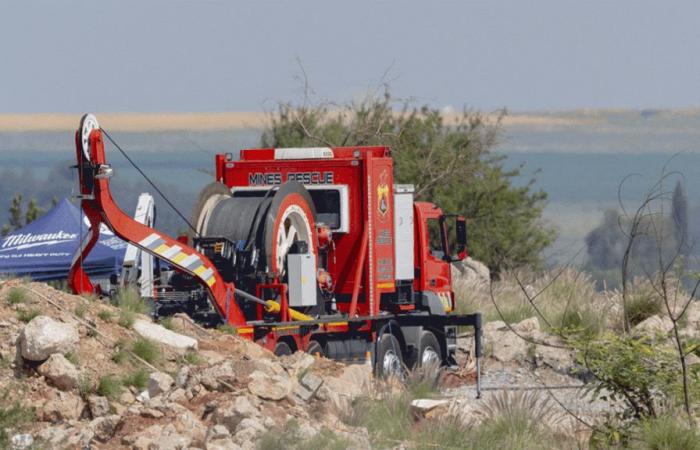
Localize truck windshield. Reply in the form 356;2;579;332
427;218;444;259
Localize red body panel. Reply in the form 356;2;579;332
414;202;453;310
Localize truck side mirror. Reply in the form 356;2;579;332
440;215;468;262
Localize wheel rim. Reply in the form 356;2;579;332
274;204;313;276
382;349;402;376
422;346;440;366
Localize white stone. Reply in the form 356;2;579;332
634;315;674;336
148;371;174;398
411;398;450;412
248;371;289;401
136;390;150;403
19;316;79;361
133;319;198;353
37;353;80;391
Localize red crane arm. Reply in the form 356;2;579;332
67;121;246;326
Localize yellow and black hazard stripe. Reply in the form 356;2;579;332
139;233;216;287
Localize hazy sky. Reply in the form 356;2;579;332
2;0;699;113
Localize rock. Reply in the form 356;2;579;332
38;390;85;422
452;257;490;283
136;390;150;402
294;372;324;402
37;353;80;391
37;425;72;447
513;317;540;334
634;315;674;336
686;353;700;367
215;396;259;431
172;409;207;446
248;371;289;401
199;361;236;391
10;433;33;450
175;365;190;388
233;417;266;444
411;398;450;413
483;320;507;332
279;352;315;375
19;316;79;361
489;330;528;363
119;390;136;405
88;395;110;417
535;343;576;374
207;438;241;450
141;407;165;419
206;424;231;442
133;319;198;353
89;414;122;442
148;371;174;398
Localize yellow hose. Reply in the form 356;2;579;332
265;300;314;322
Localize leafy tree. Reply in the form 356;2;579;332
1;194;48;236
262;89;554;273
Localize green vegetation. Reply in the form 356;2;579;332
635;414;700;450
118;311;135;329
73;303;88;319
625;285;663;328
217;324;237;335
131;338;161;364
1;194;52;236
17;308;40;323
122;369;149;390
263;88;554;273
114;287;151;315
77;375;94;399
96;375;122;399
64;352;79;366
6;287;26;305
258;419;351;450
0;400;35;448
159;316;175;331
97;309;113;322
183;350;202;366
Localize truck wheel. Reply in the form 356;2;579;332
418;331;442;367
376;334;404;378
274;341;293;356
306;340;323;357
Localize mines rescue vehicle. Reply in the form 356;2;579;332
69;114;483;381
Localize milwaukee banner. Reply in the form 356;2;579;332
0;199;126;280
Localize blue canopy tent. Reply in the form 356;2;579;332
0;199;127;281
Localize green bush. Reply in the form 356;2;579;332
97;375;122;399
258;420;351;450
159;316;175;331
97;309;113;322
17;308;40;323
0;400;35;448
183;351;202;366
262;88;554;273
122;369;149;390
6;287;26;305
217;324;237;335
636;414;700;450
74;303;87;319
115;287;151;315
77;375;94;399
342;393;413;448
626;289;663;327
118;311;135;329
131;338;161;364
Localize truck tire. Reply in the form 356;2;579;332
375;334;404;378
274;341;293;356
418;331;442;367
306;340;323;357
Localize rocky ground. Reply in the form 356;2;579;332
2;272;696;449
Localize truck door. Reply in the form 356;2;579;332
414;203;452;310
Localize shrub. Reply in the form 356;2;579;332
96;375;122;398
115;287;151;315
636;414;700;450
17;308;40;323
74;303;87;319
626;287;663;327
343;393;413;448
77;375;94;399
404;360;441;399
118;311;135;329
0;400;35;448
97;309;113;322
122;369;149;390
183;351;202;366
258;419;351;450
132;338;161;364
217;324;237;335
159;316;175;331
65;352;80;366
6;287;26;305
